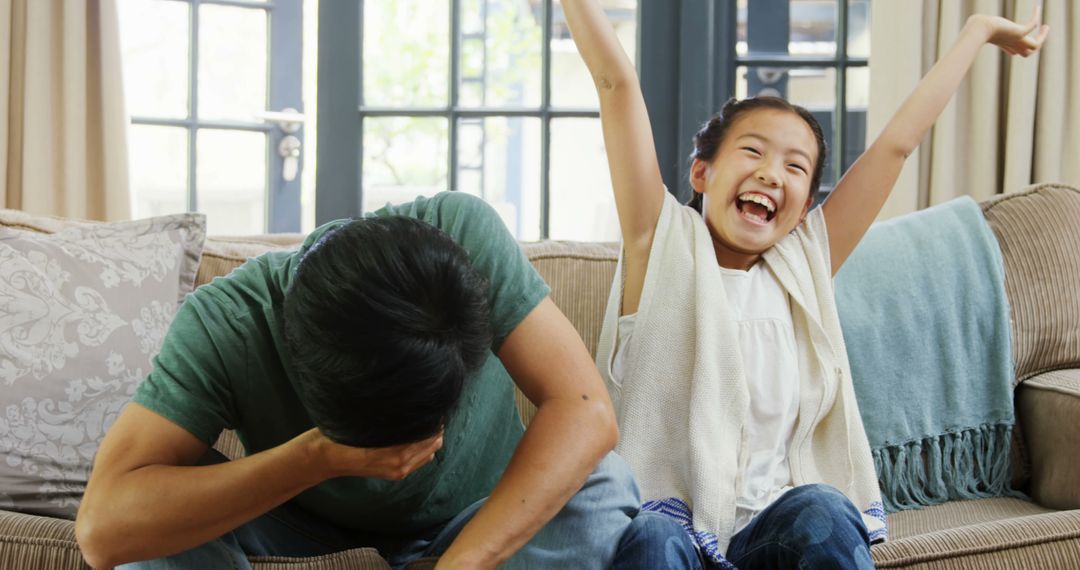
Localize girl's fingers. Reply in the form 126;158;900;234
1012;4;1040;40
1035;24;1050;44
1019;24;1049;52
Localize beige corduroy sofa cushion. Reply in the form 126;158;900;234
979;183;1080;488
1017;369;1080;510
871;504;1080;569
0;508;390;570
0;511;88;570
980;183;1080;383
196;235;304;287
516;240;620;424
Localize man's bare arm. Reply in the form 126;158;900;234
76;404;441;569
434;297;619;569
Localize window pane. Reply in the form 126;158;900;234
844;67;869;173
459;0;542;108
197;129;267;234
118;0;189;119
792;0;836;57
847;0;870;58
301;0;320;234
199;5;268;121
549;119;620;242
362;117;449;212
129;125;188;218
456;117;542;240
737;0;746;53
737;0;838;57
736;66;835;106
363;1;450;107
551;0;637;108
736;66;837;186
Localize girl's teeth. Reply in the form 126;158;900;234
741;195;776;212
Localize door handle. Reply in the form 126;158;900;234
279;135;301;182
255;107;305;134
257;107;304;181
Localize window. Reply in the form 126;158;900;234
636;0;869;202
119;0;307;235
735;0;869;191
317;0;637;241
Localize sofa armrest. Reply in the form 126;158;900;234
1017;369;1080;510
0;509;87;569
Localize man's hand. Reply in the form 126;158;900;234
969;5;1049;57
301;428;444;481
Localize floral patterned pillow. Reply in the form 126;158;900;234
0;213;205;519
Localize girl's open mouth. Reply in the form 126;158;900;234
736;193;777;224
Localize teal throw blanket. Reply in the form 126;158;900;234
835;197;1014;512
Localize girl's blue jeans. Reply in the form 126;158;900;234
620;483;875;570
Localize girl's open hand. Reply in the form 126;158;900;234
970;5;1050;57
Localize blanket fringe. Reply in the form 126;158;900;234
873;423;1018;513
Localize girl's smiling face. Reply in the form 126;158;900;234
690;108;819;270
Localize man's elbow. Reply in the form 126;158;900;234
600;414;619;452
588;398;620;452
75;509;122;569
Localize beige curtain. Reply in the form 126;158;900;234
0;0;130;221
868;0;1079;220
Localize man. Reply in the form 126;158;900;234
75;192;691;569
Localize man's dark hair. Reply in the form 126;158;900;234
283;216;492;448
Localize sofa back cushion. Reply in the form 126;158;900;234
514;241;619;424
981;183;1080;383
196;235;304;287
520;241;620;357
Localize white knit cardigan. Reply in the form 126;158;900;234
596;192;886;561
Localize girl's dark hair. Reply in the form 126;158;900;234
283;216;492;448
686;96;827;213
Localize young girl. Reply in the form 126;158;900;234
562;2;1049;568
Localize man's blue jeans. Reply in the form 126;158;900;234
117;452;690;570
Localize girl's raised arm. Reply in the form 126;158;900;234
822;7;1049;273
563;0;665;314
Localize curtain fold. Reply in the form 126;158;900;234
0;0;130;221
868;0;1077;219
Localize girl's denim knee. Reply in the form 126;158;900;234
615;511;702;570
727;484;873;570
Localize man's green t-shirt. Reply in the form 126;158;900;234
133;192;550;535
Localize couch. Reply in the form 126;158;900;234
1;182;1078;569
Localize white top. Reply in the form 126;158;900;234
595;192;887;561
612;261;801;534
